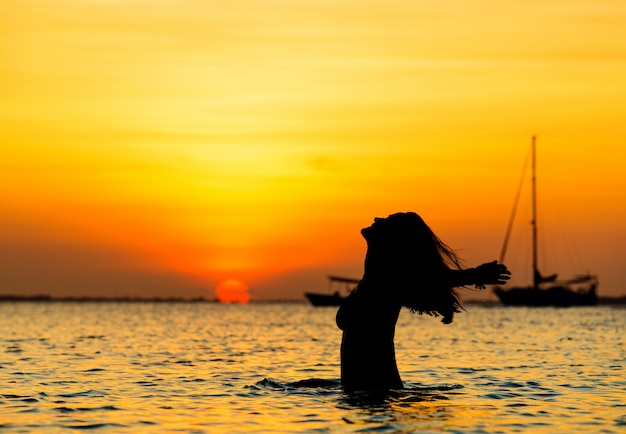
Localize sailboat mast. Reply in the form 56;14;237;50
531;136;538;290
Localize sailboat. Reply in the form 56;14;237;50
493;136;598;306
305;275;359;306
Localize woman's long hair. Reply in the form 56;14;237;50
362;212;464;323
405;226;463;323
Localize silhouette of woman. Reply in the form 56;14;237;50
336;212;510;392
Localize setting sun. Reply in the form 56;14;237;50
215;279;250;304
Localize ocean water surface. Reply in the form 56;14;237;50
0;302;624;433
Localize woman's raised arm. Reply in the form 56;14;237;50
444;261;511;289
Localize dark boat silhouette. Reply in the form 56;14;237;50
305;275;359;306
494;136;598;307
494;273;598;306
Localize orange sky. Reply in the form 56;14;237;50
1;0;625;299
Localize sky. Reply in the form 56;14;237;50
1;0;625;301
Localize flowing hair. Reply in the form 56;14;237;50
403;228;464;323
346;212;468;324
366;212;464;323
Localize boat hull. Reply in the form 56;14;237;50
304;292;345;307
494;286;597;307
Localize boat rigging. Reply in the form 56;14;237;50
494;136;598;306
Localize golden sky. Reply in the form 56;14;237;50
1;0;625;299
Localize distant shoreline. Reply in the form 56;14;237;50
463;297;626;306
0;295;306;304
0;294;217;303
1;294;625;305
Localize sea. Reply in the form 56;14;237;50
0;302;624;433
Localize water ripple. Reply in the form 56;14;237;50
0;303;623;433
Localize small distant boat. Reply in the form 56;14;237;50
305;275;360;306
494;136;598;306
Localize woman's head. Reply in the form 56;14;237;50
361;212;428;243
361;212;462;323
362;212;460;267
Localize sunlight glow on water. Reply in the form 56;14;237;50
0;302;624;433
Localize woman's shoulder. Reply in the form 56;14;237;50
336;283;397;330
335;290;355;331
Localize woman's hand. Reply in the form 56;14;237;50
473;261;511;289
